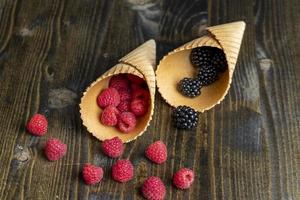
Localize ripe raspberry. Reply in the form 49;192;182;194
173;168;195;189
102;137;124;158
109;75;130;91
142;176;166;200
132;87;150;101
117;112;137;133
100;106;119;126
118;88;132;101
26;114;48;136
97;88;120;108
131;83;140;92
126;74;145;84
111;159;134;183
82;164;104;185
145;141;167;164
117;100;130;112
44;138;67;161
130;99;148;117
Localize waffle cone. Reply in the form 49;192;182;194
80;40;156;143
156;21;246;112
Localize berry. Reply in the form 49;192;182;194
117;100;131;112
127;74;145;84
190;46;213;68
141;176;166;200
178;78;201;98
97;88;120;108
82;164;104;185
130;99;148;117
26;114;48;136
44;138;67;161
102;137;124;158
211;48;228;73
111;159;134;183
145;141;167;164
173;168;195;189
197;65;218;86
132;87;150;102
118;112;137;133
118;88;132;102
172;106;199;130
109;75;130;91
100;106;119;126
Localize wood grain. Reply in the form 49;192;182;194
0;0;299;199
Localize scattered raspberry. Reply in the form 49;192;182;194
109;75;130;91
141;176;166;200
127;74;145;85
118;88;132;101
26;114;48;136
82;164;104;185
44;138;67;161
100;106;119;126
132;87;150;101
117;112;137;133
117;100;131;112
102;137;124;158
111;159;134;183
130;99;148;117
97;88;120;108
145;141;167;164
173;168;195;189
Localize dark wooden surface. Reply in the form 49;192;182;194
0;0;299;199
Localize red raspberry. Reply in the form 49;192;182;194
82;164;104;185
102;137;124;158
145;141;167;164
117;100;130;112
142;176;166;200
118;88;132;101
111;159;134;183
44;138;67;161
173;168;195;189
130;99;148;117
132;87;150;101
109;75;130;91
100;106;119;126
127;74;145;84
117;112;137;133
97;88;120;108
131;83;140;92
26;114;48;136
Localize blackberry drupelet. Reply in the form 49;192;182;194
178;78;201;98
190;47;214;68
197;65;218;86
211;48;228;73
172;106;199;130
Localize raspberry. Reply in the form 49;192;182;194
109;75;130;91
102;137;124;158
141;176;166;200
173;168;195;189
131;83;140;92
145;141;167;164
117;100;130;112
126;74;145;84
100;106;119;126
26;114;48;136
111;159;134;183
132;87;150;101
97;88;120;108
117;112;137;133
130;99;148;117
44;138;67;161
82;164;104;185
118;88;132;101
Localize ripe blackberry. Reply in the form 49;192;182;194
211;48;228;73
178;78;201;98
197;66;218;86
172;106;199;130
190;47;213;68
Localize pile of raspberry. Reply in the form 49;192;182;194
97;74;150;133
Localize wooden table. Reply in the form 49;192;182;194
0;0;299;199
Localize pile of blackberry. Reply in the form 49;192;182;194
178;46;228;98
172;106;199;130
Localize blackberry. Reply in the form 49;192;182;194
172;106;199;130
211;48;228;73
190;47;214;68
178;78;201;98
197;66;218;86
